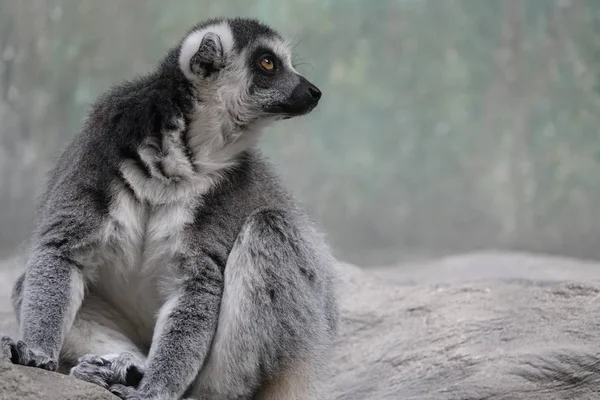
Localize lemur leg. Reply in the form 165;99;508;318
11;276;145;389
192;209;332;400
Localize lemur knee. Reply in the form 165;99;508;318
243;209;305;254
247;209;296;234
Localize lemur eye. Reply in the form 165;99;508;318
259;56;275;71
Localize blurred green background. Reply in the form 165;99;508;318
2;0;600;266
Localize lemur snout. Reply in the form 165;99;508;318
277;75;322;117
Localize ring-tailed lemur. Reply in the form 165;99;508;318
1;17;338;400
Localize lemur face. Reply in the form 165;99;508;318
179;18;322;126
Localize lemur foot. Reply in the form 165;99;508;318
1;336;57;371
70;355;114;389
70;352;144;389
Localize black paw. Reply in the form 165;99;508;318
1;336;57;371
70;352;144;389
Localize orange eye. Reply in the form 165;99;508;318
260;57;274;71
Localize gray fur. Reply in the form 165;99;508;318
3;17;336;400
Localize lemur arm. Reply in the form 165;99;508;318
3;188;102;370
17;248;85;366
112;254;223;400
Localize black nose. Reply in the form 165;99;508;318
269;76;322;117
308;85;322;101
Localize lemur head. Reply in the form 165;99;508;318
176;18;321;128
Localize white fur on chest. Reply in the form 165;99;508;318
92;185;197;341
81;106;260;341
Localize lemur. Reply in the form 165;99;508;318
2;17;338;400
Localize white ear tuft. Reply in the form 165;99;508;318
179;22;234;81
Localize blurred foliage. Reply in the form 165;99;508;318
2;0;600;265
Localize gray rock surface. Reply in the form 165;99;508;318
3;252;600;399
330;261;600;399
370;250;600;284
0;356;116;400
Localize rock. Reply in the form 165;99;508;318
3;252;600;399
329;260;600;399
369;250;600;284
0;356;117;400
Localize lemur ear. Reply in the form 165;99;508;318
189;32;225;77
